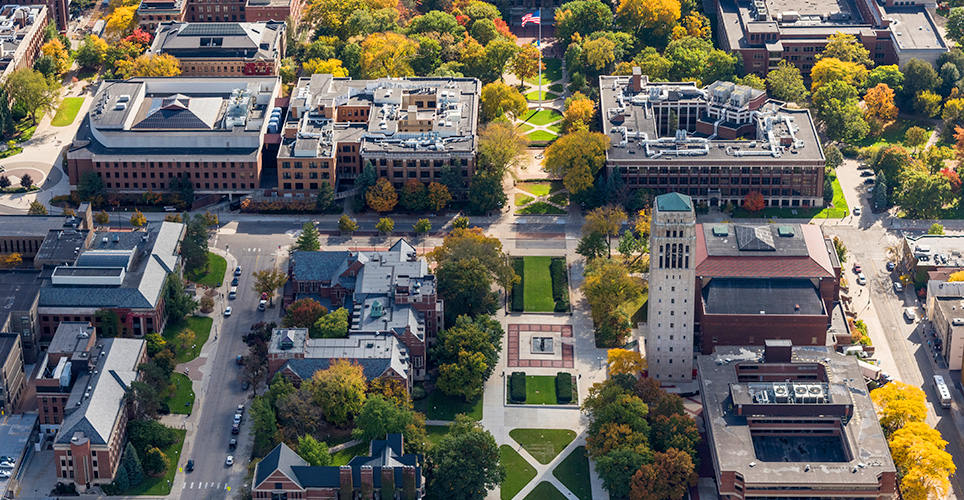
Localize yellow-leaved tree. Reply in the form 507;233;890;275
543;130;611;194
41;39;71;75
302;58;348;77
615;0;681;41
120;54;181;78
104;5;138;41
948;270;964;282
563;92;595;133
360;32;418;79
870;381;927;434
810;57;868;93
889;422;956;500
863;83;898;135
607;349;647;375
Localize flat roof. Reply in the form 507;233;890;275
0;413;38;496
698;346;895;486
702;278;825;315
0;270;42;329
904;234;964;267
0;215;73;238
48;322;95;355
880;7;946;50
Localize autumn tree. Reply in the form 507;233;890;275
616;0;682;46
889;422;956;500
338;215;359;235
810;58;867;93
304;359;367;426
366;177;398;212
360;32;418;78
583;205;628;257
607;349;647;375
630;448;698;500
480;81;527;122
563;92;595;133
284;298;328;331
766;60;809;103
510;44;542;85
949;270;964;282
400;180;427;212
104;5;137;41
376;217;394;234
928;223;945;235
427;182;452;211
94;210;110;226
41;39;71;75
478;120;528;178
543;130;611;193
582;258;644;346
27;200;47;215
124;54;182;77
864;83;898;135
905;126;930;152
742;191;765;212
251;267;288;306
302;58;348;77
129;209;147;228
870;381;927;434
816;32;873;67
429;227;518;322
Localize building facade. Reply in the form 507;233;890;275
647;193;698;382
137;0;187;32
926;281;964;371
67;77;282;196
278;74;479;196
0;5;48;82
600;71;826;208
149;21;286;77
0;334;26;415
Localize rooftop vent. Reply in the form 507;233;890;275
778;225;794;237
712;225;729;237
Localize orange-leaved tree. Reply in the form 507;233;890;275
742;191;766;212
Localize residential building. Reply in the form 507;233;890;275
926;281;964;371
52;338;146;492
66;77;283;196
286;238;442;379
268;327;412;388
253;434;423;500
698;341;897;500
278;74;480;196
0;333;26;414
714;0;947;78
0;271;42;363
599;71;826;209
149;21;286;77
646;192;698;382
36;221;185;343
899;233;964;279
0;5;48;82
137;0;187;33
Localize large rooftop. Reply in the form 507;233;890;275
695;223;836;278
702;278;825;315
904;233;964;267
0;270;42;330
150;21;285;61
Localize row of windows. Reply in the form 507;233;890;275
623;176;811;186
102;170;249;180
106;182;255;190
101;161;251;169
282;171;329;179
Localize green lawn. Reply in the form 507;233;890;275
51;97;85;127
515;193;535;206
185;252;227;287
525;375;558;405
552;446;592;500
517;123;534;133
851;119;930;149
500;445;537;500
519;109;563;126
517;181;563;197
628;291;649;326
524;57;563;85
164;373;195;415
426;425;450;445
525;91;559;101
332;442;369;466
517;201;566;214
547;122;562;134
732;178;848;220
527;130;558;142
548;193;568;206
123;428;186;496
813;178;849;219
524;482;567;500
548;83;564;93
413;390;483;421
162;316;214;363
523;256;554;312
509;429;576;465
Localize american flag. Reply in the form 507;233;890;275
521;9;541;27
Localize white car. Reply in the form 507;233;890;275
233;413;242;425
224;307;232;317
0;470;9;478
856;273;867;285
893;282;904;293
0;462;13;469
853;207;861;216
225;455;234;466
904;308;917;322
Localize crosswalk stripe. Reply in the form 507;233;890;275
217;482;221;489
190;482;194;489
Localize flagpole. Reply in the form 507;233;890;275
537;9;543;111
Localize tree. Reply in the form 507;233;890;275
284;298;328;331
180;214;209;276
608;349;647;375
360;32;418;78
355;162;378;194
427;182;452;211
584;205;627;257
376;217;395;234
316;182;335;212
905;126;930;152
742;191;765;212
889;422;956;500
510;44;542;84
832;236;848;264
129;209;146;228
5;68;56;124
902;59;940;104
813;80;869;142
27;200;47;215
864;83;898;134
19;173;33;188
41;39;71;75
467;172;506;215
251;267;288;306
824;144;843;170
949;270;964;282
414;218;432;236
366;178;398;212
0;176;8;188
429;227;517;321
169;176;194;206
867;64;905;94
338;214;359;236
305;359;367;426
766;60;808;103
870;381;927;433
583;37;617;71
0;252;21;269
875;146;913;193
104;5;137;40
292;222;321;252
630;448;698;500
479;81;527;122
143;447;169;477
478;121;528;177
400;180;427;211
426;415;504;500
164;275;198;322
176;329;196;352
313;306;349;338
563;92;595;133
577;232;608;260
126;54;182;77
452;216;469;229
928;223;945;235
250;395;280;457
297;435;332;466
816;32;873;67
582;258;644;342
433;315;503;400
126;381;161;419
595;449;652;500
810;58;867;93
122;442;145;486
78;172;107;202
913;90;942;119
543;131;611;194
616;0;681;45
353;394;416;442
948;7;964;43
302;58;348;76
114;462;131;491
650;413;700;455
897;169;952;219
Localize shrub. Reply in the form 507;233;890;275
509;372;526;403
549;259;566;302
555;372;573;404
554;297;570;313
511;258;525;312
841;144;859;158
411;385;427;401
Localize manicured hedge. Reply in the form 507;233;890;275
510;372;527;403
555;372;573;404
511;258;525;312
550;258;569;312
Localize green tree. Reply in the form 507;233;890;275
169;176;194;206
426;415;504;500
874;170;889;209
164;275;198;322
583;205;628;257
400;180;427;211
250;395;280;457
577;231;608;260
875;146;913;194
251;267;288;306
816;32;873;66
338;214;359;235
582;258;643;338
543;130;611;193
478;121;529;178
766;60;808;103
905;126;930;152
433;315;503;400
143;447;169;476
313;307;349;338
125;380;161;420
812;80;869;142
180;214;209;276
376;217;395;234
902;59;940;105
76;34;108;69
595;449;652;499
467;172;506;215
297;435;332;466
114;462;131;491
429;228;517;322
897;169;952;219
947;8;964;44
928;223;946;235
867;64;904;93
824;144;843;169
5;68;57;124
479;81;527;122
452;216;469;229
27;200;47;215
414;218;431;236
555;0;613;45
352;394;416;442
78;171;107;202
316;182;335;212
832;236;848;264
354;161;378;194
292;222;321;252
305;359;368;426
121;442;145;486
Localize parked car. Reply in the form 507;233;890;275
225;456;234;467
853;262;862;273
229;439;237;450
236;355;244;365
228;287;237;299
234;266;242;277
224;307;232;317
231;277;239;287
232;424;240;435
164;205;178;211
860;170;875;177
0;470;9;478
856;273;867;285
886;261;896;271
186;460;194;472
0;462;13;469
853;207;861;215
864;178;875;184
241;381;250;390
904;307;917;322
233;413;242;425
258;300;266;311
894;282;904;293
237;404;245;414
0;457;15;464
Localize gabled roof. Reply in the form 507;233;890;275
656;192;693;212
282;357;395;382
254;442;308;488
695;223;834;278
291;250;350;283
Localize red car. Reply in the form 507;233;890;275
853;263;861;274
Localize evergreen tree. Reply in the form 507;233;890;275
874;171;889;210
114;463;131;491
316;182;335;212
292;222;321;252
354;161;377;193
122;442;145;486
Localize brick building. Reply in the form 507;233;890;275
278;74;480;196
0;5;48;81
52;337;146;492
715;0;947;78
244;0;302;24
137;0;187;33
600;72;826;209
66;77;282;196
698;341;897;500
0;271;42;363
0;333;26;415
253;434;423;500
149;21;285;77
34;322;97;434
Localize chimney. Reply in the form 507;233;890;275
339;465;353;500
360;465;374;499
631;67;643;93
381;467;396;499
402;465;418;500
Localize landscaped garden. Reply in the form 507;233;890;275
524;482;568;500
413;387;483;421
523;58;563;85
332;441;370;466
552;446;592;500
508;372;576;405
508;429;576;464
185;252;227;287
500;445;537;500
51;97;85;127
122;428;187;496
161;315;213;363
163;372;195;415
525;90;559;101
518;181;564;197
518;109;562;126
510;257;569;312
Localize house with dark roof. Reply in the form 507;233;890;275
253;434;423;500
286;239;442;380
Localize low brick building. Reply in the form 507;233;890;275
0;333;26;415
149;21;286;77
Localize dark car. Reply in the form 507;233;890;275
236;355;244;365
232;424;240;435
229;439;237;450
186;460;194;472
234;266;242;277
864;178;875;185
887;261;896;271
231;277;239;286
860;170;875;177
241;381;250;390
